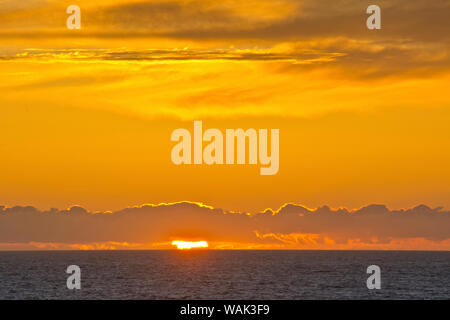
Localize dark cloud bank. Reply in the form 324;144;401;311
0;202;448;245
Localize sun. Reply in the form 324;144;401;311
172;240;209;250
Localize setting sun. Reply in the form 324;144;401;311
172;241;209;250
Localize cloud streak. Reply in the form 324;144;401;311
0;48;343;63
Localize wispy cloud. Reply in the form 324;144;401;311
1;0;449;41
0;47;343;63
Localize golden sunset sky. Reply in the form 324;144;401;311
0;1;449;249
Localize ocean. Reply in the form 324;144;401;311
0;250;448;300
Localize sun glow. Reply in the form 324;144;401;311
172;240;209;250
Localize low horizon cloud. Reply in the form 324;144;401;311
0;201;449;250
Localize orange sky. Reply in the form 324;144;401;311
0;1;449;250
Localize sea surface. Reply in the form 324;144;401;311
0;250;448;300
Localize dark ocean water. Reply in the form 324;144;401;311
0;250;448;300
